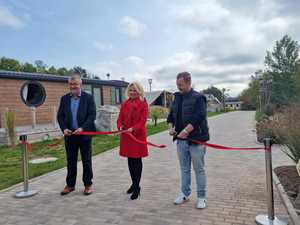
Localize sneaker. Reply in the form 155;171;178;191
196;198;206;209
174;193;189;205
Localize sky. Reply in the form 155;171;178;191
0;0;300;96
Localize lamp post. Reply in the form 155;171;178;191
148;78;152;92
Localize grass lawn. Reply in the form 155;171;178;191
0;111;224;191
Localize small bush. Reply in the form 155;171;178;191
5;110;16;147
256;117;278;143
270;104;300;163
149;106;168;126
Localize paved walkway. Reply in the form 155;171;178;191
0;111;292;225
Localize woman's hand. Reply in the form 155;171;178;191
127;127;134;133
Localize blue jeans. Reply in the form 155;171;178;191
177;140;206;198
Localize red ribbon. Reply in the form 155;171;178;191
77;130;167;148
75;130;267;151
182;138;266;151
20;140;32;152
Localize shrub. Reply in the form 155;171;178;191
5;110;16;147
271;104;300;163
149;106;168;126
256;117;278;143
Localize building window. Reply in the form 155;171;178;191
93;87;102;108
121;87;126;102
111;87;123;105
115;88;122;104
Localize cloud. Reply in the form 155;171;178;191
123;56;144;66
0;6;25;29
172;0;230;27
88;52;255;95
149;0;300;95
94;41;113;51
88;0;300;96
119;16;146;38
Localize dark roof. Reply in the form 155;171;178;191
0;70;129;87
225;97;241;102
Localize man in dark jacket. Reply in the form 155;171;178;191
57;73;96;196
167;72;209;209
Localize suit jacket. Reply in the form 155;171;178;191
57;91;96;137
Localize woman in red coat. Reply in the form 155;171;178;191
117;82;148;200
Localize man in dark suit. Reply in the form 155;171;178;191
57;73;96;195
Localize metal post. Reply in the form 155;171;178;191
15;135;38;198
52;106;57;128
255;138;288;225
31;107;36;129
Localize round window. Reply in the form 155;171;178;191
20;81;46;107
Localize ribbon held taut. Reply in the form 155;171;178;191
175;137;266;151
77;130;167;148
77;130;265;151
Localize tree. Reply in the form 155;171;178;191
34;60;47;73
0;57;22;71
47;66;57;74
202;86;223;102
73;66;88;77
240;71;261;110
265;35;300;106
56;67;69;76
22;63;37;73
265;35;299;74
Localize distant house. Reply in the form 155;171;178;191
204;94;222;112
225;97;242;110
144;90;173;107
0;70;128;144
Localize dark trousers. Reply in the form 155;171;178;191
64;136;93;187
128;158;143;190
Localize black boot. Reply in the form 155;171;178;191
130;187;140;200
126;185;134;194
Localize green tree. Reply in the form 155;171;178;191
47;66;57;74
56;67;69;76
73;66;88;77
265;35;300;106
21;62;37;73
0;57;22;71
34;60;47;73
202;86;223;102
265;35;299;74
240;71;261;110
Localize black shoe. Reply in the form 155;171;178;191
130;187;140;200
127;185;134;194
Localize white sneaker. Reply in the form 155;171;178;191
174;193;189;205
196;198;206;209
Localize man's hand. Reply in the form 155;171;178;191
72;127;83;135
177;129;189;139
63;129;73;136
169;127;177;136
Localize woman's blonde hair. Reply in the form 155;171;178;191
125;82;145;100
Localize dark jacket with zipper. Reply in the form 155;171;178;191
167;89;209;142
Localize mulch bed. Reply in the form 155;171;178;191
274;165;300;210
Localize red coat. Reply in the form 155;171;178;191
117;98;149;158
